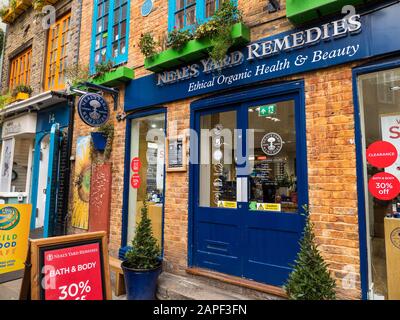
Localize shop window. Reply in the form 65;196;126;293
44;13;71;91
91;0;129;72
248;101;298;213
126;113;165;247
358;67;400;300
0;137;33;194
9;47;32;91
169;0;236;31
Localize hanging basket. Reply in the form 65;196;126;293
91;132;107;151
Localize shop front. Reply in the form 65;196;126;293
30;103;70;238
122;2;400;299
0;113;36;205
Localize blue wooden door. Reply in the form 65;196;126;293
193;93;307;286
43;123;60;238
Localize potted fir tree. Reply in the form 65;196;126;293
284;206;337;300
122;200;162;300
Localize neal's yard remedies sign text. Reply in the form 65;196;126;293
124;3;400;110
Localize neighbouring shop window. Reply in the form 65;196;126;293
126;113;165;247
358;67;400;300
169;0;235;30
44;12;71;91
199;110;237;208
248;101;298;213
91;0;129;71
9;47;32;91
0;137;33;193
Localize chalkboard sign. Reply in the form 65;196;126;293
20;232;111;300
166;135;187;172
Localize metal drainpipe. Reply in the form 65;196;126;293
61;95;76;235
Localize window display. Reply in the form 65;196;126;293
126;113;165;247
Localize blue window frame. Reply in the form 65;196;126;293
168;0;237;31
90;0;130;73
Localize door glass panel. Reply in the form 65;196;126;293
358;67;400;300
126;113;165;247
199;110;237;209
248;100;298;213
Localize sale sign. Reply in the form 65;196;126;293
42;242;103;300
366;141;398;168
131;157;141;172
131;174;141;189
368;172;400;201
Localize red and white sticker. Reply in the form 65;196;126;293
131;157;141;172
366;141;398;168
131;174;141;189
368;172;400;201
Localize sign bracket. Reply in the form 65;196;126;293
68;82;120;111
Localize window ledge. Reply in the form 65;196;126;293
0;192;27;198
144;22;250;73
2;0;32;24
91;66;135;87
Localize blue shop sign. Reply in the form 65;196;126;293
36;103;70;133
125;2;400;110
78;93;109;127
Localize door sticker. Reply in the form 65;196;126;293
261;132;283;156
366;141;397;168
368;172;400;201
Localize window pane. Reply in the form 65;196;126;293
206;0;217;18
186;5;196;25
248;101;298;213
176;0;184;10
175;11;184;29
127;114;166;247
199;111;237;208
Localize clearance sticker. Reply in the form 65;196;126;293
366;141;398;168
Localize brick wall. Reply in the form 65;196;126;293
0;0;82;94
73;0;363;299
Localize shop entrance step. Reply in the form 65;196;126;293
157;272;255;300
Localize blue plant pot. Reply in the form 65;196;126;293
91;132;107;151
121;261;162;300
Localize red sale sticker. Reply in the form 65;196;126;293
131;174;141;189
368;172;400;201
131;157;141;172
43;243;103;300
366;141;398;168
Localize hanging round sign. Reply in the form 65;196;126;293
78;93;109;127
261;132;283;156
366;141;398;168
368;172;400;201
